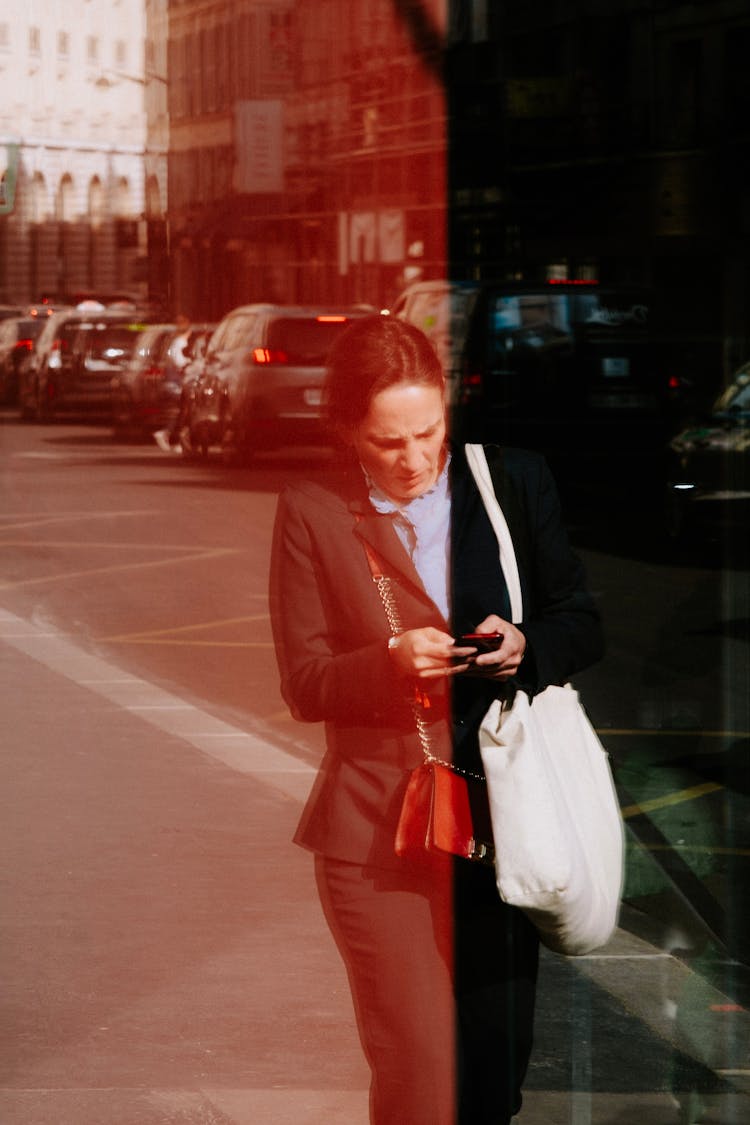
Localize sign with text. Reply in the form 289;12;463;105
234;100;283;194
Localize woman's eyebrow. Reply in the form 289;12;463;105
368;418;443;442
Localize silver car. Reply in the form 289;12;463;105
183;303;374;461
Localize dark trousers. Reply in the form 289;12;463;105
316;854;539;1125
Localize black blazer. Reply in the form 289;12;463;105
269;445;603;869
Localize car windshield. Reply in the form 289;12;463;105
19;319;45;341
85;324;147;362
713;366;750;416
266;317;355;364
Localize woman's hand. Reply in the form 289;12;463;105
388;627;477;680
466;614;527;680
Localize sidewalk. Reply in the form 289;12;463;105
1;607;747;1124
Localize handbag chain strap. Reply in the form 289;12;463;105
361;534;485;784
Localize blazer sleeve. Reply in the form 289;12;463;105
269;486;412;727
508;452;604;693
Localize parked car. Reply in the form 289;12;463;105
19;302;153;421
183;304;374;460
0;305;24;323
665;361;750;544
159;325;216;455
392;279;671;464
0;314;46;404
110;323;178;438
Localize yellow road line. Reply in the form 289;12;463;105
0;538;236;552
0;548;236;590
0;510;159;531
639;843;750;857
103;614;270;642
601;728;750;738
104;639;275;648
621;781;723;819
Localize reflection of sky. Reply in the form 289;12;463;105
492;294;571;334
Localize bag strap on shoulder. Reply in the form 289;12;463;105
465;444;523;624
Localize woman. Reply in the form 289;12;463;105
270;315;603;1124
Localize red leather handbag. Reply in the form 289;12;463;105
395;759;494;864
358;533;494;865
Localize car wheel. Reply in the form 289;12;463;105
19;380;35;421
180;422;203;461
220;408;253;466
36;384;55;423
664;486;691;544
111;397;135;441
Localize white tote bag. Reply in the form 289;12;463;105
465;444;624;956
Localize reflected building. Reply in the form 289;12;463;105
165;0;749;408
2;0;749;398
166;0;447;318
0;1;157;306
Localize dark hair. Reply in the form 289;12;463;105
324;314;444;433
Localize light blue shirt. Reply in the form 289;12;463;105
364;453;452;622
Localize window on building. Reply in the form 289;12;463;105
725;25;750;135
115;39;127;67
668;38;702;146
86;36;99;65
29;26;41;56
0;22;10;52
57;31;70;58
31;172;49;223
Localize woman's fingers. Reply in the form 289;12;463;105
389;627;457;677
472;620;526;677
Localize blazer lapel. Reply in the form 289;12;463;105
449;448;478;560
343;462;450;628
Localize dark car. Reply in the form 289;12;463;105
665;361;750;545
184;304;374;460
392;280;670;468
111;323;178;438
19;302;153;421
0;315;46;404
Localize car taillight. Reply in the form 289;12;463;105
459;366;482;404
253;347;289;364
14;339;34;352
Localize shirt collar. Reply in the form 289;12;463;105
363;450;452;521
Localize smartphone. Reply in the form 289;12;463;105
458;633;504;654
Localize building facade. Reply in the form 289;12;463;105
164;0;749;406
165;0;447;318
0;0;152;306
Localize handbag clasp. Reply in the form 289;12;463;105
468;838;495;865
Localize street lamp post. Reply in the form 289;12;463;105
92;67;170;312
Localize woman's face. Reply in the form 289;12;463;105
352;382;447;504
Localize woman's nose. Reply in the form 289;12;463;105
400;443;423;471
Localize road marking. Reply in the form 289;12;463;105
621;781;723;819
103;614;270;643
108;638;275;647
0;510;160;531
602;728;750;738
0;538;237;552
0;547;236;590
575;952;673;960
642;843;750;857
0;606;315;803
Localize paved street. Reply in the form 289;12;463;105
1;414;748;1123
